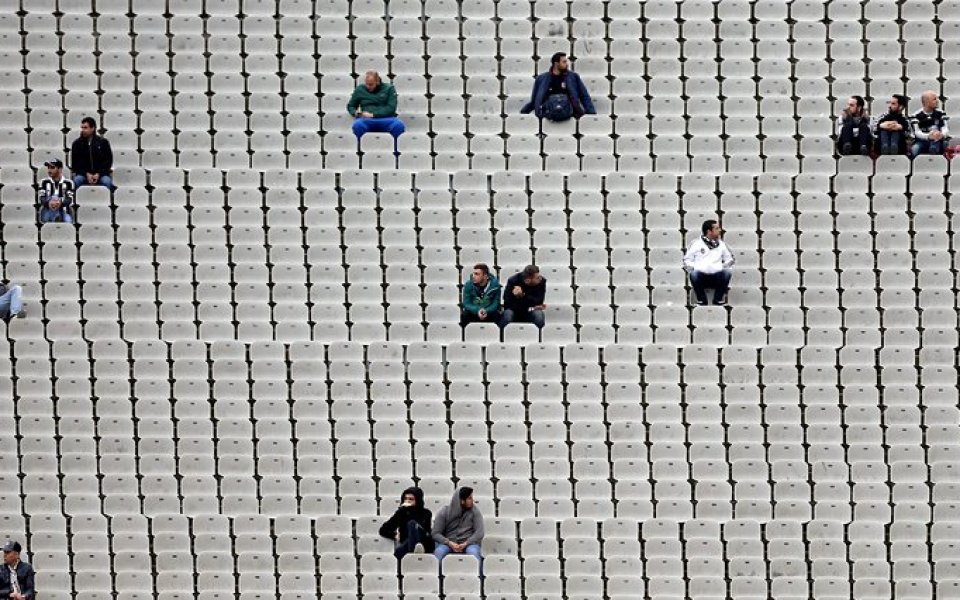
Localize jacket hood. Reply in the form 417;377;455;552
402;486;425;510
444;487;469;520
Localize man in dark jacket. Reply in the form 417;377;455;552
874;94;912;155
836;95;873;156
70;116;115;189
520;52;596;121
460;264;505;328
379;487;435;560
502;265;547;329
347;71;406;142
910;90;949;156
0;541;35;600
432;487;484;574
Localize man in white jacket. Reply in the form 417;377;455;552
683;220;735;306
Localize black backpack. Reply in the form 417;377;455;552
542;93;573;121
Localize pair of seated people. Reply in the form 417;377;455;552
460;265;547;330
837;91;950;157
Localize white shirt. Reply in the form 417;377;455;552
683;238;735;274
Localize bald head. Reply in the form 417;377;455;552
922;91;939;112
364;71;381;92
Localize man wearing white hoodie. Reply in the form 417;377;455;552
683;220;735;306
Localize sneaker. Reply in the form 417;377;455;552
414;543;425;554
16;306;26;318
695;301;707;307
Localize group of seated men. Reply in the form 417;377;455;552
837;91;950;157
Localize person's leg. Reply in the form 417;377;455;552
0;286;23;319
460;310;478;327
394;520;421;560
72;174;86;188
0;289;10;319
689;271;708;305
929;139;944;155
912;140;925;157
433;542;452;572
98;174;114;189
856;124;872;155
838;123;855;155
38;207;54;223
386;117;406;139
712;271;731;304
529;309;545;329
61;210;73;224
352;118;371;140
464;544;483;576
500;308;515;326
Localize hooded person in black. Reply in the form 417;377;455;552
379;487;434;559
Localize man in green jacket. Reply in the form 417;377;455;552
347;71;406;142
460;263;505;328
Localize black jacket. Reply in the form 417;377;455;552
70;134;114;176
0;561;35;600
503;272;547;312
379;487;434;551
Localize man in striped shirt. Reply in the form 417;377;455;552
38;158;75;223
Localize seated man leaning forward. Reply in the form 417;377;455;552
520;52;596;122
502;265;547;329
347;71;405;141
379;487;435;560
683;219;736;307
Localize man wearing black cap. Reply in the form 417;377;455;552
38;159;75;223
0;542;35;600
431;487;484;574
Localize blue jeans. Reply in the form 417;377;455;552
878;130;906;155
352;117;406;140
39;206;73;223
502;308;546;329
912;139;944;156
73;174;114;190
690;270;731;305
434;543;483;575
0;285;23;319
394;520;433;560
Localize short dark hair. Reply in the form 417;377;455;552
522;265;540;278
850;95;865;109
892;94;908;110
550;52;567;66
702;219;718;235
459;487;474;501
473;263;489;275
81;116;97;128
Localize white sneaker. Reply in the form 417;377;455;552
414;543;425;554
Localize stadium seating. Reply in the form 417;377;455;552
2;1;960;599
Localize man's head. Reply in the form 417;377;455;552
471;263;490;287
2;541;21;565
458;487;474;510
80;116;97;138
401;487;422;508
702;219;721;240
364;70;381;92
550;52;569;74
889;95;908;114
522;264;542;287
44;158;63;179
846;95;865;116
921;90;939;112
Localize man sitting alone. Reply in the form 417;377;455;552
520;52;596;122
347;70;406;143
683;220;736;307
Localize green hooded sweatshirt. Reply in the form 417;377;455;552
462;274;502;315
346;83;399;118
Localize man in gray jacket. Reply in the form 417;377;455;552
431;487;484;573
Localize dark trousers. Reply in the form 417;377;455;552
878;130;906;155
690;270;731;305
395;520;431;560
460;309;505;328
837;121;872;155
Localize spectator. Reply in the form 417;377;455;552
836;95;873;156
432;487;484;574
683;220;736;307
347;71;406;143
874;94;912;156
0;541;35;600
502;265;547;329
70;116;114;190
0;282;26;321
460;263;504;328
379;487;435;560
520;52;596;122
37;159;75;224
910;90;950;156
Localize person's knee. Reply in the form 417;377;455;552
389;119;406;137
531;310;545;329
501;309;514;324
352;120;367;138
466;545;482;559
